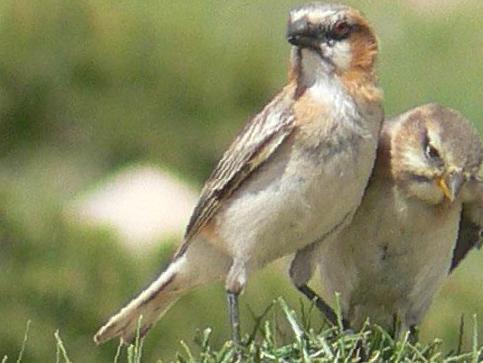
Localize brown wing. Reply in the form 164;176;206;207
174;86;296;258
450;180;483;272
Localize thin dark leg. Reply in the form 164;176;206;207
227;291;241;346
297;284;349;329
391;313;400;338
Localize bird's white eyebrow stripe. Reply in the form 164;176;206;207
290;9;338;23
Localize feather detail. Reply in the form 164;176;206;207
174;84;297;258
451;180;483;271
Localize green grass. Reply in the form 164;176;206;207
4;299;483;363
1;0;483;361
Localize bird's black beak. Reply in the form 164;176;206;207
438;171;464;202
287;17;320;49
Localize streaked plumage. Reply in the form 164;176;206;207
94;3;383;345
179;89;296;252
315;104;483;332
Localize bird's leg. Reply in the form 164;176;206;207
225;258;247;347
297;284;349;329
290;247;349;329
391;313;401;338
227;291;241;345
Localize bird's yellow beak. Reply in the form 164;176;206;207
437;172;464;202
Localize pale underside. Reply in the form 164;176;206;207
319;173;463;331
318;132;483;332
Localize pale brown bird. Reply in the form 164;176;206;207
94;3;383;345
312;103;483;333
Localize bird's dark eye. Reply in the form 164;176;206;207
422;131;441;161
329;20;351;40
425;144;440;160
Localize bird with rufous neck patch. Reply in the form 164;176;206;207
94;2;383;345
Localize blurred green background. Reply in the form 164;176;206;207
1;0;483;361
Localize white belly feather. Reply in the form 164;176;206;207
216;140;374;267
213;77;380;273
319;180;462;330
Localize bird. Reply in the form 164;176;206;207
310;103;483;334
93;2;383;345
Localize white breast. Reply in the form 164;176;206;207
319;179;462;331
213;78;380;274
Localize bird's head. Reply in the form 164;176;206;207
390;103;482;205
287;3;378;82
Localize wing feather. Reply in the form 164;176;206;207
450;180;483;272
174;86;296;257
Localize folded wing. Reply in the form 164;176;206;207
175;86;296;258
451;179;483;271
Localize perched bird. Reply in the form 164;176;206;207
313;104;483;333
94;2;383;345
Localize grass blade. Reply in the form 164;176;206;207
15;320;31;363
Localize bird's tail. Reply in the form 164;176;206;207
94;257;185;345
94;238;232;345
